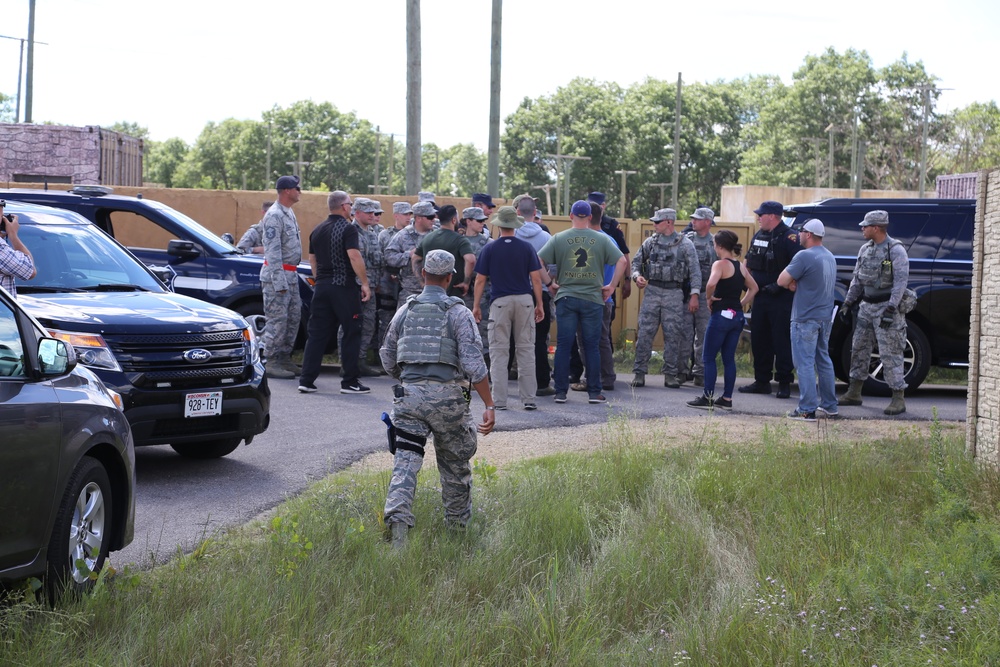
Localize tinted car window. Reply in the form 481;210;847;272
0;300;25;378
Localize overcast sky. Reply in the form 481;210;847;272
2;0;997;148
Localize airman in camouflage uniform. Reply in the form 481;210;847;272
260;176;302;378
345;198;385;375
838;210;911;415
630;208;701;389
377;202;413;346
381;249;496;548
384;200;437;307
680;207;717;386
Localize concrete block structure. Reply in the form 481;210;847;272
0;123;143;186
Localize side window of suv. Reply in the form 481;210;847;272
0;301;26;378
106;211;176;251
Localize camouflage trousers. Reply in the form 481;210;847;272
383;382;478;528
849;301;907;390
395;288;422;311
339;296;377;361
463;292;491;357
678;292;710;379
262;277;301;360
633;284;685;377
376;297;397;349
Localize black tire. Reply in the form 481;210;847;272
45;457;113;602
170;438;242;459
838;319;932;397
235;302;266;341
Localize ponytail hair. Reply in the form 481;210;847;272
714;229;742;257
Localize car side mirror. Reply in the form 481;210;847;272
167;239;201;259
38;337;78;376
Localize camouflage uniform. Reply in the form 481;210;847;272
260;202;302;362
462;232;492;351
844;235;910;390
384;224;427;308
377;226;403;347
380;285;488;529
631;231;701;379
236;222;262;253
339;220;384;361
681;230;716;381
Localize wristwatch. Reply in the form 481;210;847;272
485;406;496;411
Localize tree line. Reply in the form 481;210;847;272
115;48;996;217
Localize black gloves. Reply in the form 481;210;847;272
879;305;896;329
763;282;782;295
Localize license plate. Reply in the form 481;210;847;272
185;391;222;418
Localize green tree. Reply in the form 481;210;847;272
940;101;1000;174
107;121;149;141
145;138;190;187
1;92;15;122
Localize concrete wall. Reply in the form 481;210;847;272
0;124;143;186
721;185;923;222
967;169;1000;464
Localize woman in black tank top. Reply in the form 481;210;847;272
687;230;759;411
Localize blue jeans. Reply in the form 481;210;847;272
701;310;744;399
554;296;604;397
790;319;838;413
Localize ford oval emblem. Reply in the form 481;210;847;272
183;349;212;364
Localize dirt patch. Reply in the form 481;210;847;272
347;415;960;473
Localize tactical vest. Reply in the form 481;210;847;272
856;238;902;300
745;223;793;278
686;231;716;291
396;294;465;368
643;234;686;283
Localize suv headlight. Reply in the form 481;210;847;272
243;326;260;365
47;329;122;371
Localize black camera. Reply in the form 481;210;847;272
0;200;9;234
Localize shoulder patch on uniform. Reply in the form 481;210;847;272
787;233;800;244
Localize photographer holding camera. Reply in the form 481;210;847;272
0;201;36;297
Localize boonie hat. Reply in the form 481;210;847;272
276;175;300;191
570;200;594;217
859;210;889;227
412;201;437;217
392;202;413;215
472;192;496;207
651;208;677;222
754;200;784;216
490;206;525;229
587;192;606;205
691;207;715;223
462;206;488;221
801;218;826;237
423;249;456;275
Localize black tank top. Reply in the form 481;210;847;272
713;259;744;313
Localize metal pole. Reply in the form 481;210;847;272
854;140;866;197
16;38;24;122
671;73;682;209
24;0;35;122
435;146;440;193
266;122;272;188
918;85;930;197
649;183;669;209
405;0;422;194
614;169;636;218
486;0;502;196
827;124;835;188
387;134;395;195
373;127;381;195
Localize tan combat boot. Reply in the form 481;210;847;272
838;379;864;406
884;390;906;416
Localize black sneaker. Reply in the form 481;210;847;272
816;406;839;419
524;403;537;411
340;381;371;394
714;397;733;410
738;381;772;394
297;382;318;393
786;409;816;422
687;394;713;410
554;393;567;403
588;394;607;404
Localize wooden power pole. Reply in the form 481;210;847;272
405;0;422;194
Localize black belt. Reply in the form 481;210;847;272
862;293;891;304
648;280;681;289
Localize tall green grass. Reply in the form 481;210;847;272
3;419;997;665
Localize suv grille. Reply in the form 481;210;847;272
104;330;250;388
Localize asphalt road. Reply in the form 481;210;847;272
116;369;968;570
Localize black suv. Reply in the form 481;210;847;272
0;186;314;344
783;198;974;394
8;201;270;458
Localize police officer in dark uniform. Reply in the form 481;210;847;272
739;200;800;398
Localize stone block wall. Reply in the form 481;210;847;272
967;168;1000;464
0;123;142;186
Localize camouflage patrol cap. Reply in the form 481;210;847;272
462;206;488;221
418;191;436;202
392;201;413;215
651;208;677;222
511;193;537;209
412;201;437;217
423;249;456;275
860;210;890;227
354;198;381;213
691;207;715;222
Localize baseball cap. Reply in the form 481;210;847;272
423;249;456;275
392;202;413;215
462;206;488;221
586;192;606;205
490;206;525;229
650;208;677;222
691;207;715;222
570;200;594;217
276;175;300;191
753;200;784;216
472;193;495;207
412;201;437;217
859;210;890;227
801;218;826;237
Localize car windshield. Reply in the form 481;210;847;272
144;199;241;255
14;214;166;293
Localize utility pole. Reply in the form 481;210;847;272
387;134;395;195
288;139;312;179
435;146;440;193
825;123;837;188
614;169;636;218
671;72;682;209
486;0;502;196
373;127;381;196
546;149;590;215
918;83;932;198
531;184;555;216
24;0;35;122
854;140;867;198
802;137;824;187
648;182;670;210
405;0;422;194
265;122;272;188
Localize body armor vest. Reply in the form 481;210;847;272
856;238;901;300
643;234;686;283
396;294;465;368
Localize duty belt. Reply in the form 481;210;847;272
263;260;299;271
647;279;681;289
862;293;891;304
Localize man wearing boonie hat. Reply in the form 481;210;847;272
538;200;627;404
778;218;839;421
740;200;800;399
461;206;493;357
380;248;497;548
630;208;701;390
384;200;437;306
680;207;718;387
837;209;911;416
346;198;387;376
473;206;545;410
259;175;303;378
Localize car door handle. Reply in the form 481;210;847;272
943;277;971;285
